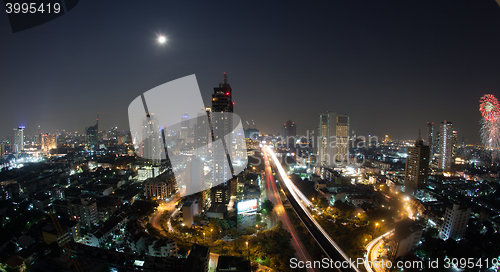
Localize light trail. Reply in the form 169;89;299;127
263;149;316;272
406;206;413;219
264;146;361;272
364;230;394;272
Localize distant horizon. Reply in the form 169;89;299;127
2;1;499;145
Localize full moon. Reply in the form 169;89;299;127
158;35;166;44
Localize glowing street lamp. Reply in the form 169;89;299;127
246;241;249;260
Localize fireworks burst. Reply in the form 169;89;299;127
479;94;500;156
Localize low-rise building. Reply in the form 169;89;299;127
182;198;199;227
440;203;471;240
387;218;423;261
68;197;98;227
148;238;178;257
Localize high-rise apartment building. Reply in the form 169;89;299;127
438;121;453;171
194;108;211;161
451;131;458;159
404;139;430;196
316;112;349;167
13;126;24;153
426;122;434;154
87;115;99;152
140;113;163;165
336;114;349;164
440;203;471;240
69;197;98;227
181;112;190;140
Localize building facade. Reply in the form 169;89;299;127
210;73;234;207
316;112;349;167
440;203;471;240
13;126;24;153
68;197;98;227
144;179;168;200
438;120;453;171
404;139;430;196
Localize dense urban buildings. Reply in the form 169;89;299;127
2;3;500;272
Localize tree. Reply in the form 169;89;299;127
261;200;274;216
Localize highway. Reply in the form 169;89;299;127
264;146;361;272
262;148;317;272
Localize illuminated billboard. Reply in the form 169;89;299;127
237;199;258;214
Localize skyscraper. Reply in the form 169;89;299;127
438;121;453;171
317;113;332;166
194;108;211;161
426;122;434;154
336;114;349;165
140;113;163;165
281;120;296;146
451;131;458;159
181;112;190;140
404;139;430;196
13;126;24;153
316;112;349;167
87;114;99;152
210;73;234;205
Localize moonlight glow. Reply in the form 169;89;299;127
158;35;166;44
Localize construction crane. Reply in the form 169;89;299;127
48;213;84;272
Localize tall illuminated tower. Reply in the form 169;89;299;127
316;112;349;167
13;126;24;153
181;112;190;140
438;120;453;171
426;122;434;154
210;73;233;205
336;114;349;165
317;113;332;166
141;113;162;165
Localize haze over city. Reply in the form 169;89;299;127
2;1;500;142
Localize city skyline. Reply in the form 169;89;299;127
3;2;500;271
2;1;500;143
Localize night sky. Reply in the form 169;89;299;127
2;1;500;144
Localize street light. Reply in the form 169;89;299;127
246;241;249;260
